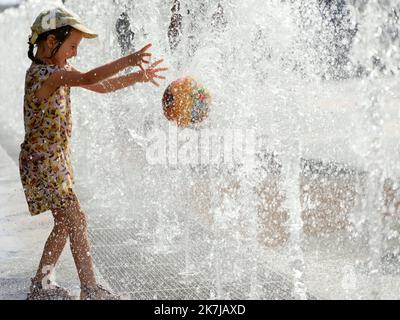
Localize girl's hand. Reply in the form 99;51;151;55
128;43;153;70
137;59;168;87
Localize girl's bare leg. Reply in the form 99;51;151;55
32;195;117;299
62;198;118;299
60;198;97;288
32;210;69;284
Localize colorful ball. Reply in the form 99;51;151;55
162;76;211;128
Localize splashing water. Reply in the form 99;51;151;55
1;0;400;299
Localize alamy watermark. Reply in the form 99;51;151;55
133;124;259;168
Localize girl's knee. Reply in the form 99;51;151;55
51;224;69;238
52;200;87;232
66;207;87;232
50;210;69;238
52;208;68;228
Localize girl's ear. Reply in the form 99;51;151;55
46;34;57;49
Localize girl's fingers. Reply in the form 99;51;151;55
145;68;168;77
139;43;152;53
153;67;169;72
139;64;145;72
136;53;151;63
149;59;164;68
145;68;168;74
142;59;150;64
150;79;160;87
140;52;152;58
155;75;166;79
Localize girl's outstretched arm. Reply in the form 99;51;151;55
34;44;152;100
76;60;168;93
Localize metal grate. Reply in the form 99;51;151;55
86;206;318;300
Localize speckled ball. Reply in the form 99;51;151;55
162;76;211;128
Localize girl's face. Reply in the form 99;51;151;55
45;28;83;67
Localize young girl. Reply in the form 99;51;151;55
19;7;167;300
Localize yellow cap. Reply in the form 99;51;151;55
30;7;97;44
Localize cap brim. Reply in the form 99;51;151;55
71;23;98;39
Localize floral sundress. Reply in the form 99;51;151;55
19;62;77;216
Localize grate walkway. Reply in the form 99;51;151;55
86;206;318;300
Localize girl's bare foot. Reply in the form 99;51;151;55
80;284;120;300
27;278;73;300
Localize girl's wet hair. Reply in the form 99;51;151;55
28;25;73;64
